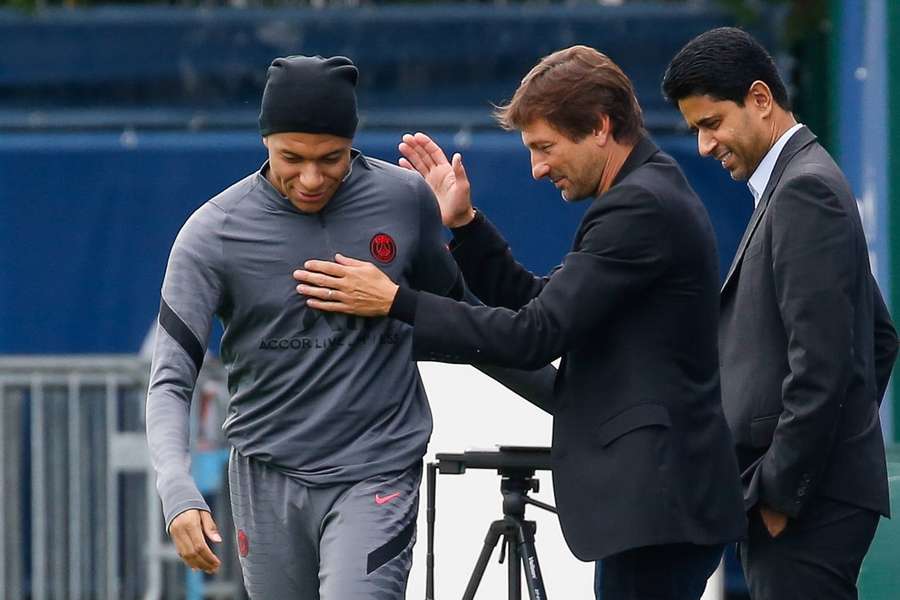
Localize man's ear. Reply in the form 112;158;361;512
746;81;774;118
262;136;269;149
593;114;612;146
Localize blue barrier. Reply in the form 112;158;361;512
0;128;750;354
0;5;758;131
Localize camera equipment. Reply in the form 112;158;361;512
425;446;556;600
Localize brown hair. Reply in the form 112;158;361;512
495;45;644;143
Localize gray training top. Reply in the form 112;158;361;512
146;150;462;528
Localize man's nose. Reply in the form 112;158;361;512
698;130;716;157
531;154;550;180
299;166;324;189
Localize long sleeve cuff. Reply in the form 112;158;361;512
389;285;419;324
448;208;486;250
159;475;210;531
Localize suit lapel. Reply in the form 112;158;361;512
721;191;769;292
720;127;818;293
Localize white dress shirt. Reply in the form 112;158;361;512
747;123;804;208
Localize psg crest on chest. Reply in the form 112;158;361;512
370;233;397;263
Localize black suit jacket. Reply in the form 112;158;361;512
391;137;747;560
718;126;897;520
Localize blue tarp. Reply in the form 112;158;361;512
0;129;751;354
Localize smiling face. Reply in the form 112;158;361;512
676;90;773;182
521;118;606;202
263;132;353;213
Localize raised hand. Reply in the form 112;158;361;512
398;132;476;228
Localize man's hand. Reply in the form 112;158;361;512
759;504;788;538
169;509;222;574
294;254;399;317
398;132;476;228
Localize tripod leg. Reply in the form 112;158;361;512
518;522;548;600
462;521;506;600
426;462;437;600
508;530;521;600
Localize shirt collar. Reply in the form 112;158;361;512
747;123;804;207
256;149;364;214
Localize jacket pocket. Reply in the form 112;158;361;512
750;413;780;448
597;403;671;447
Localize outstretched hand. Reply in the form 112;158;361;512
294;254;399;317
398;132;476;228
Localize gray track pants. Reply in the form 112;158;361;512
229;449;420;599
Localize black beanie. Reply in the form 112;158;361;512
258;55;359;139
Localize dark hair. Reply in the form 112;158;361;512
495;45;644;143
661;27;790;110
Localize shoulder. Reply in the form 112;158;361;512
775;159;853;211
361;155;430;195
175;176;253;244
778;138;850;193
172;201;225;256
769;159;858;241
587;180;664;223
608;151;695;208
355;154;437;219
578;182;669;253
202;171;261;221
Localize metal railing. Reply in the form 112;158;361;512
0;356;151;599
0;355;244;600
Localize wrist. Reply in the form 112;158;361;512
447;207;476;229
384;283;400;316
389;286;418;324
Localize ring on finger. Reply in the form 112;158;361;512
327;289;334;300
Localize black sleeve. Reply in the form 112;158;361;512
449;210;550;309
759;174;857;517
872;279;898;405
471;362;559;415
403;185;670;370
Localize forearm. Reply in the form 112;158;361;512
473;362;558;415
761;288;854;517
146;332;210;529
393;288;567;370
764;175;858;516
450;211;547;309
873;281;898;402
147;386;209;529
758;405;842;517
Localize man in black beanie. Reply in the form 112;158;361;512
258;54;360;214
147;54;468;599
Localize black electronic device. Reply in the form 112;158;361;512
425;446;556;600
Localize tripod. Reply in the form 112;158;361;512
426;455;557;600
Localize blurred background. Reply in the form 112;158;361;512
1;0;898;598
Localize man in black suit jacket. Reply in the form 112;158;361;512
295;45;746;600
663;27;898;600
